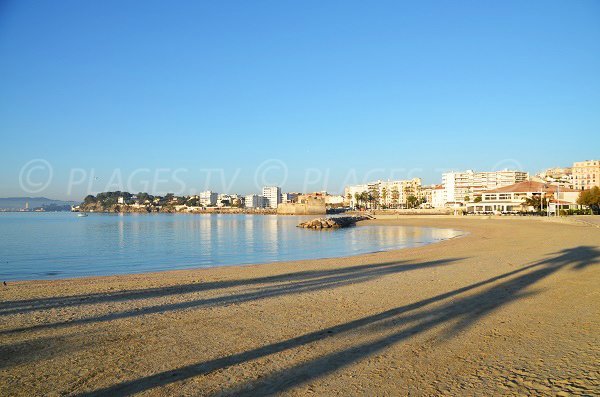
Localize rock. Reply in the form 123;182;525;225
298;216;369;230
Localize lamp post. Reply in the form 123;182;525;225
542;184;547;216
556;183;560;217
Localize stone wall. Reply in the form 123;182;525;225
277;198;326;215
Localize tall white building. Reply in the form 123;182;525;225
378;178;422;208
442;170;528;204
344;178;422;209
244;194;267;208
430;185;446;208
344;184;368;208
325;195;345;205
199;190;218;206
262;186;282;209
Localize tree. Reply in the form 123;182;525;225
359;191;370;209
368;186;379;209
407;195;418;209
381;187;388;209
354;193;362;209
522;195;548;212
403;187;412;208
391;187;399;209
83;195;97;205
474;196;482;203
137;192;153;204
577;187;600;214
464;195;471;202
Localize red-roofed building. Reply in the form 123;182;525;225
466;181;581;214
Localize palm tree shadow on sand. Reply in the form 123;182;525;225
75;246;599;397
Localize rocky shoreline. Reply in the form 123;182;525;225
74;204;277;215
297;216;371;229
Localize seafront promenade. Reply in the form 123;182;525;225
1;217;598;396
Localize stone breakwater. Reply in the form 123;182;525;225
297;216;371;229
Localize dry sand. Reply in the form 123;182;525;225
1;217;599;396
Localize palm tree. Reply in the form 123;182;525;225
354;193;361;209
360;192;370;209
403;187;412;209
407;195;418;209
391;187;399;209
522;195;548;212
381;187;388;209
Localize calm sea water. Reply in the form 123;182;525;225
0;213;463;281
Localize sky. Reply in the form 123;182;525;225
1;0;599;200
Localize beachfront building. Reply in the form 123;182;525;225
199;191;218;206
262;186;282;209
442;170;529;205
379;178;422;208
465;181;580;214
572;160;600;190
418;185;434;207
217;193;239;207
325;194;345;207
430;185;446;208
344;184;368;208
344;179;422;209
244;194;267;209
232;196;244;207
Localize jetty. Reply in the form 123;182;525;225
297;216;371;229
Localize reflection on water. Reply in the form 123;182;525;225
0;213;463;280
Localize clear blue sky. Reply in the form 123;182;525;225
1;0;599;199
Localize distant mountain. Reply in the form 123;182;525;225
0;197;78;210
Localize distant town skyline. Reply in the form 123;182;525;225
1;1;599;200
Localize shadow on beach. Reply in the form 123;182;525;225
1;246;598;396
0;258;458;336
78;246;599;397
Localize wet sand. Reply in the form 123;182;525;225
1;217;599;396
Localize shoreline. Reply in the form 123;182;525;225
1;217;598;396
3;221;467;284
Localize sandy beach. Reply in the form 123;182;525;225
1;217;599;396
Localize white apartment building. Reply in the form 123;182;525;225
442;170;528;204
244;194;267;209
344;178;422;209
325;195;345;206
199;190;218;206
262;186;282;209
429;185;446;208
344;184;368;208
378;178;422;208
572;160;600;190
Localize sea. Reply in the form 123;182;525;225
0;212;463;280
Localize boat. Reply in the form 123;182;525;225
77;213;88;217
